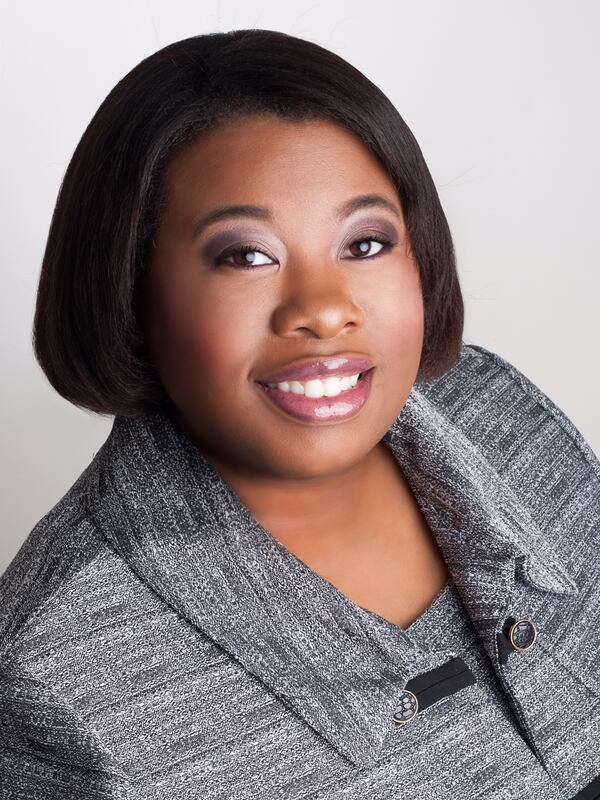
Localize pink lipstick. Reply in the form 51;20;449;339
257;356;375;385
255;366;375;424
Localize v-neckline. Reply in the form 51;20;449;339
354;577;456;635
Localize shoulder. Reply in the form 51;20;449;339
417;342;599;570
0;457;160;672
0;462;136;794
419;341;599;480
0;462;99;664
0;446;217;694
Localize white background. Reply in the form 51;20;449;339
1;0;599;572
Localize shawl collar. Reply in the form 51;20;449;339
86;381;578;768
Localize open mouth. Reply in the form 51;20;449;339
256;366;374;391
254;366;375;424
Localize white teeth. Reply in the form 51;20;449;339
266;373;362;397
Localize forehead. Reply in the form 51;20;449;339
161;115;400;220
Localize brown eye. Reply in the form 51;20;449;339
214;243;276;269
212;233;395;270
346;235;393;259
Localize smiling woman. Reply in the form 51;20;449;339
31;31;463;422
137;113;428;480
3;27;600;800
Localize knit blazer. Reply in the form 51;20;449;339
1;343;599;799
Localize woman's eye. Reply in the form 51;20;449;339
213;234;394;270
345;235;393;259
215;244;275;269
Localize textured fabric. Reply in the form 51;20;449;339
1;342;599;799
357;577;565;795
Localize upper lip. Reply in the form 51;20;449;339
256;355;375;384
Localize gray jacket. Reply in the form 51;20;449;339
1;343;599;799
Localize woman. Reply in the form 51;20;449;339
1;30;598;799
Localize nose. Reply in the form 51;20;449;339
270;269;364;339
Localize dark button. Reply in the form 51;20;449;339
392;689;419;724
497;616;539;664
509;618;537;651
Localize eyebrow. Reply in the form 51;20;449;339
191;193;402;240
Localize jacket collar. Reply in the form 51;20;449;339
86;380;578;769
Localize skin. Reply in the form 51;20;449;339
140;113;449;628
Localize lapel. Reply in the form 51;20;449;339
85;374;579;769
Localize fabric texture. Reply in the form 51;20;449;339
357;577;565;795
1;342;599;799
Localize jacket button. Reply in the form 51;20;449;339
392;689;419;724
509;618;538;651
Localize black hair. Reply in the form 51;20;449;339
32;28;464;418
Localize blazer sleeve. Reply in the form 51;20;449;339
0;663;130;799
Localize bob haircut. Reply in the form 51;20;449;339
33;29;464;419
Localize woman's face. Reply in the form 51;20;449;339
141;114;424;480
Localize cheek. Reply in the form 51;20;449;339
150;277;260;384
373;264;424;354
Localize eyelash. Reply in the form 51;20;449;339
213;234;395;270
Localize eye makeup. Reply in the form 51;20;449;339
339;217;400;255
198;215;402;269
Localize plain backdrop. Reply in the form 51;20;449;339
1;0;599;574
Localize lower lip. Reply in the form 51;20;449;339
255;368;375;424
